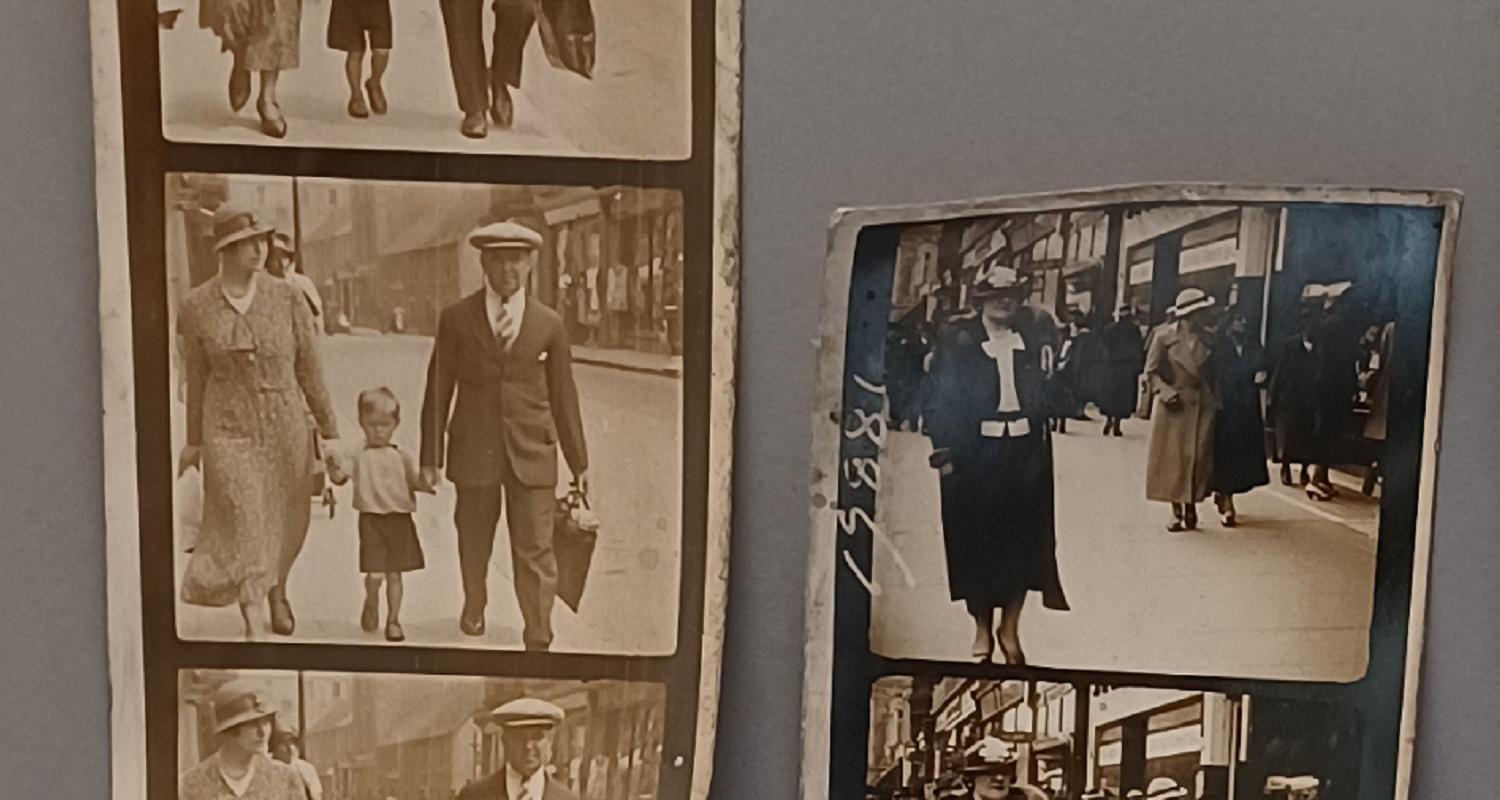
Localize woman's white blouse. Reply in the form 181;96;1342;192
980;327;1025;413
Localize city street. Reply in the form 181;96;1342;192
159;0;691;158
869;422;1378;681
177;333;683;655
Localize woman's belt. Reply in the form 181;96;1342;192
980;417;1032;438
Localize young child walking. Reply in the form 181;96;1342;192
326;0;393;119
328;387;432;642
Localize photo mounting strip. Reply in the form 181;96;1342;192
90;1;740;798
802;184;1459;800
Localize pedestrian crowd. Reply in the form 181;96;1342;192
885;264;1394;665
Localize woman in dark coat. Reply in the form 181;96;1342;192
1098;305;1145;436
923;266;1069;666
1268;295;1336;500
1209;307;1270;526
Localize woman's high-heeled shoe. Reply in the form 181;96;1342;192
268;587;295;636
228;67;250;112
257;100;288;139
1279;464;1294;486
997;639;1027;667
972;632;995;663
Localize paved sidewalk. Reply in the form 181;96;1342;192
571;344;682;377
176;334;682;655
869;423;1378;681
159;0;691;158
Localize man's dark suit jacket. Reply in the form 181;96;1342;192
456;771;580;800
421;291;588;488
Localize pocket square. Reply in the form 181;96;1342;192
538;351;549;362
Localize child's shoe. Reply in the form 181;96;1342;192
366;79;388;115
348;94;371;119
360;592;379;632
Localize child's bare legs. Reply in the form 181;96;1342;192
366;49;390;115
345;50;370;117
361;574;381;631
384;572;405;641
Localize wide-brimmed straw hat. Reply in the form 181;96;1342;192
212;205;273;252
1169;287;1216;318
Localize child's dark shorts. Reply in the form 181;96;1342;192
358;512;424;573
327;0;394;52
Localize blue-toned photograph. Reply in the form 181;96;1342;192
859;199;1445;682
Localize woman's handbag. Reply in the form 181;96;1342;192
1134;373;1154;420
177;465;203;554
554;488;601;612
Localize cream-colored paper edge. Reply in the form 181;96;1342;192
88;1;742;797
799;183;1461;800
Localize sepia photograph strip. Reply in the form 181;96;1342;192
864;674;1360;800
156;0;693;158
176;668;669;800
95;0;736;795
803;185;1458;800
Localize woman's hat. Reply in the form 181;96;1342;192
271;231;296;255
960;736;1015;775
269;725;298;749
211;680;277;734
1170;287;1216;317
1144;777;1188;800
212;206;272;252
971;265;1030;300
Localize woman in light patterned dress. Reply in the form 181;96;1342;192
199;0;305;138
177;205;339;639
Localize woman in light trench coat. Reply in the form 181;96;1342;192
1144;288;1219;531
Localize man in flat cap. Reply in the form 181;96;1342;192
421;221;589;651
179;681;306;800
459;698;578;800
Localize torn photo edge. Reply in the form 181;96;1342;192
800;183;1461;800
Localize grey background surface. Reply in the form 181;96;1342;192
1;1;1496;797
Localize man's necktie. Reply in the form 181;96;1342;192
496;306;518;351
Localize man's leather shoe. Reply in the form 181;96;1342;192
460;613;485;637
460;112;487;139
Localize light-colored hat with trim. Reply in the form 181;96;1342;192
491;697;565;729
971;264;1031;299
469;221;544;251
1170;287;1216;317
